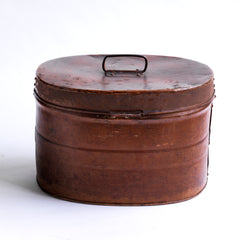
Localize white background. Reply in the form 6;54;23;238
0;0;239;239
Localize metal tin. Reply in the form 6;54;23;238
34;54;215;205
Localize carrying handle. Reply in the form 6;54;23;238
102;54;148;76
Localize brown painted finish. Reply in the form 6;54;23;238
34;54;215;205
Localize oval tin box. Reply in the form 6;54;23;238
34;54;215;205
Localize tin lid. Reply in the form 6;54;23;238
35;54;215;114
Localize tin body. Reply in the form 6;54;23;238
34;55;215;205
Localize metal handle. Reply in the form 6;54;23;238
102;54;148;76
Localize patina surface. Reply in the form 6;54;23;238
35;55;215;205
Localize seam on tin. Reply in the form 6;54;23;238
34;90;215;119
36;130;209;153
